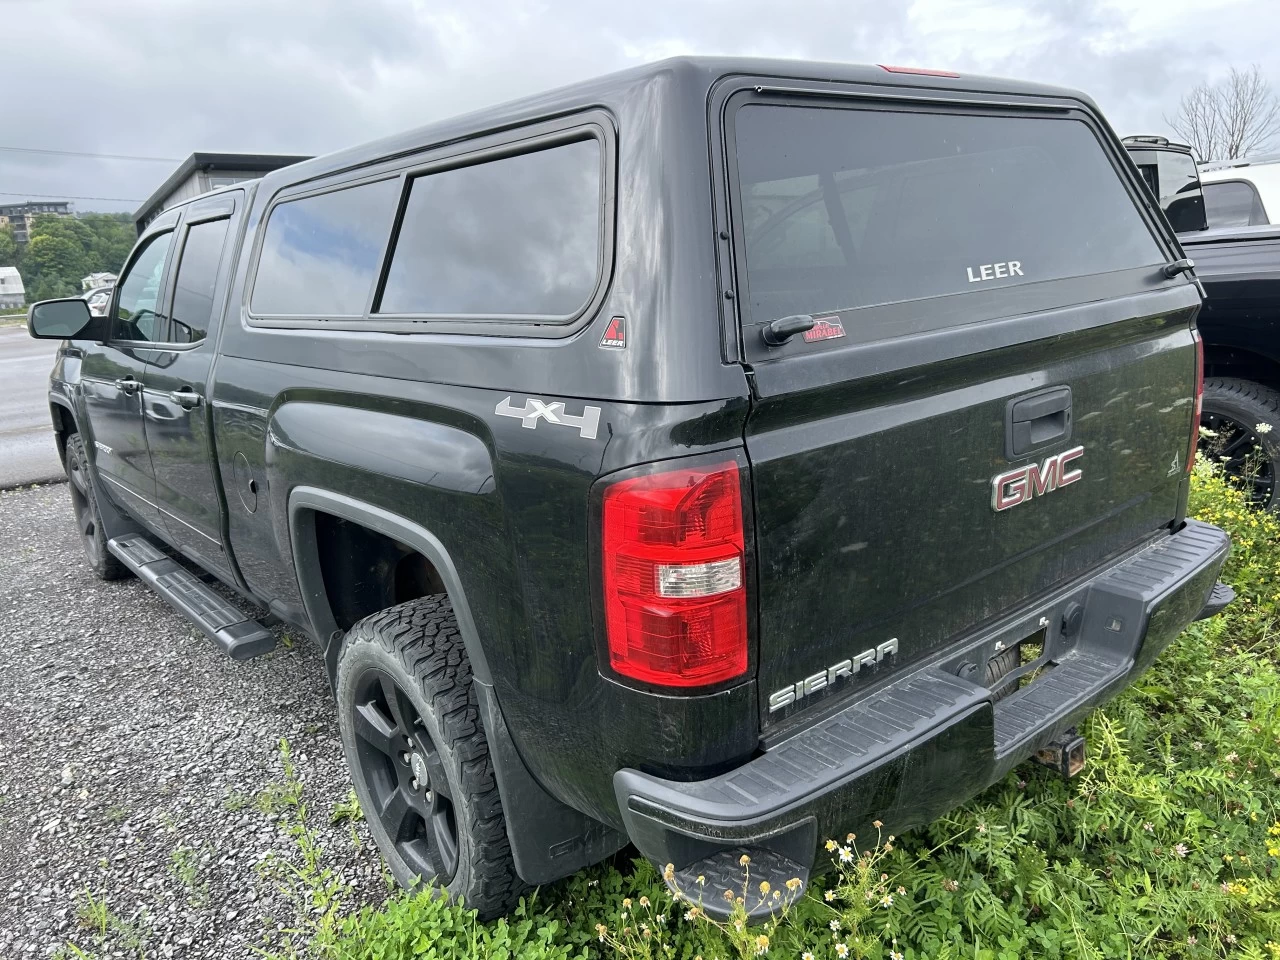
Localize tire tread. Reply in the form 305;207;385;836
340;595;524;917
65;433;127;581
1201;377;1280;511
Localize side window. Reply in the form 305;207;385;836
1204;180;1269;228
377;138;602;319
113;231;174;342
251;178;399;317
169;218;232;344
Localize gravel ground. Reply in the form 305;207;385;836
0;482;385;957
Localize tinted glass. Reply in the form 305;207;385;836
378;139;601;318
1205;180;1270;228
1154;151;1207;233
169;218;231;343
251;178;398;316
114;231;173;342
734;106;1164;340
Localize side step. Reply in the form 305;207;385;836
107;534;276;660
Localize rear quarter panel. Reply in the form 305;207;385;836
210;353;754;821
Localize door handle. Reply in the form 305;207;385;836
115;377;140;396
168;388;203;409
1006;387;1072;458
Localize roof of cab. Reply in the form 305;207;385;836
256;56;1098;195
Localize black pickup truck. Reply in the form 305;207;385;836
1125;136;1280;507
27;59;1231;919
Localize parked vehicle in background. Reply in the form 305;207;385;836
1125;136;1280;509
1200;155;1280;228
80;285;113;317
26;58;1232;921
1122;136;1207;233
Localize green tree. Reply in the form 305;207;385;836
0;224;16;268
23;233;90;301
17;212;136;302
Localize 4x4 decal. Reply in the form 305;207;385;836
495;396;602;439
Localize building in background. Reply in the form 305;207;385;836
134;152;310;234
0;266;25;308
81;271;117;291
0;200;74;243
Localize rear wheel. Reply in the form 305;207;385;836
335;595;523;919
1200;378;1280;511
65;434;127;580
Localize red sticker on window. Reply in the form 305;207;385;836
803;316;846;343
600;315;626;349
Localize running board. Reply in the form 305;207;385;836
107;534;276;660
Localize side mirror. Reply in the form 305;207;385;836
27;298;102;341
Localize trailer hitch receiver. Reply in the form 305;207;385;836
1032;729;1086;779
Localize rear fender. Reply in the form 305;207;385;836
286;486;493;684
286;486;625;884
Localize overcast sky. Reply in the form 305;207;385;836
4;0;1278;216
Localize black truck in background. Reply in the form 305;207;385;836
22;60;1234;921
1125;136;1280;508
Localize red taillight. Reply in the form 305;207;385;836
602;461;748;688
1187;328;1204;473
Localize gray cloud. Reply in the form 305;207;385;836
3;0;1277;215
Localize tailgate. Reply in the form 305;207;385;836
723;88;1201;727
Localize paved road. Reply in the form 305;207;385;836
0;323;63;488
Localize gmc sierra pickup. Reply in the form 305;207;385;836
27;58;1231;919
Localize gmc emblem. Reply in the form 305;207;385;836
991;446;1084;512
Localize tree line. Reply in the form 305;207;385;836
0;213;136;304
1167;64;1279;161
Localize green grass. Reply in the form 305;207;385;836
256;464;1280;959
168;844;208;905
63;889;149;958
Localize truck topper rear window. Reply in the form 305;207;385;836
732;104;1164;345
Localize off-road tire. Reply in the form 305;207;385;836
335;595;523;919
64;433;127;581
1201;378;1280;511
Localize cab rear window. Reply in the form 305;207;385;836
732;104;1165;345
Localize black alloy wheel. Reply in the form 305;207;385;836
67;440;100;563
349;666;460;882
64;433;127;580
1201;409;1277;509
334;595;523;918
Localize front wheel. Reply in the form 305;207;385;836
1200;378;1280;511
64;434;127;580
335;595;523;919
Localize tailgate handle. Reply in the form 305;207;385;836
1007;387;1072;458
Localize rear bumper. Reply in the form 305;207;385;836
613;520;1230;910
